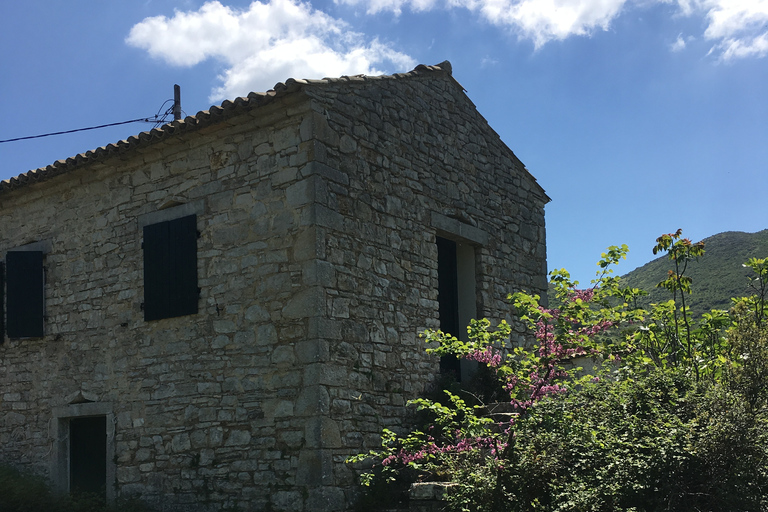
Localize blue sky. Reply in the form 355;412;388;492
1;0;767;286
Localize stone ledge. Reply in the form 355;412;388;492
409;482;456;501
431;212;489;245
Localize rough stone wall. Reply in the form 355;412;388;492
301;71;548;503
0;69;547;512
0;92;337;511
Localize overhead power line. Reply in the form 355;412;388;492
0;85;184;144
0;117;162;144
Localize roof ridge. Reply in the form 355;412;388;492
0;61;453;193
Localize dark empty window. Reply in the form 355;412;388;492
143;214;199;321
6;251;44;338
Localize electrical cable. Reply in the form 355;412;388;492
0;116;166;144
151;98;177;128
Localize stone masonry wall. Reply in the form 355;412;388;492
0;67;547;512
299;72;548;502
0;92;341;511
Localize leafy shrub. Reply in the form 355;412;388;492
0;465;150;512
495;369;768;512
349;232;768;512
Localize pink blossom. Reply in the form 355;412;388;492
570;288;595;302
466;347;503;367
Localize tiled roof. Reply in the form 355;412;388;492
0;62;455;194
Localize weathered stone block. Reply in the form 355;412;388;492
296;449;335;486
304;416;342;449
282;287;325;319
225;430;252;446
306;486;346;512
272;490;304;512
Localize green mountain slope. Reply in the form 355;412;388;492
620;230;768;319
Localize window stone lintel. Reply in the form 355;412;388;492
431;212;488;246
137;199;205;230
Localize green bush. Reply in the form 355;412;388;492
349;233;768;512
0;465;150;512
494;369;768;512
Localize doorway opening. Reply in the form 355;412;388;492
436;235;478;381
51;401;115;502
69;416;107;496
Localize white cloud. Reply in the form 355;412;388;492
347;0;438;15
338;0;630;47
701;0;768;59
670;33;687;51
127;0;415;101
336;0;768;59
703;0;768;40
715;32;768;58
496;0;627;47
480;55;500;66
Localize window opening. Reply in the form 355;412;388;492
6;250;44;338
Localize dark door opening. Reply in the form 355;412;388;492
437;236;461;379
70;416;107;496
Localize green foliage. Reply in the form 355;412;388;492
349;230;768;512
496;370;768;512
737;256;768;327
0;465;150;512
726;300;768;412
347;388;500;487
616;230;734;383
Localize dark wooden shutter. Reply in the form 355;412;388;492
143;215;198;321
168;214;198;318
143;221;170;321
0;262;4;344
6;251;44;338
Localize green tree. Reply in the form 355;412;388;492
349;231;768;512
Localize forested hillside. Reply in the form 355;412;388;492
620;230;768;318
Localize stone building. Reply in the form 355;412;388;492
0;61;548;511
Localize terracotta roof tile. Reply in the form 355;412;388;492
0;61;455;194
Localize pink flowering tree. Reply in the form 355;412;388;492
349;244;646;484
505;244;648;407
348;231;762;510
426;245;647;412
